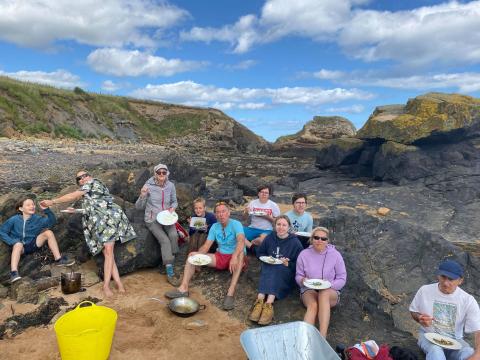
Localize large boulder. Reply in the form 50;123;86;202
357;93;480;144
275;116;356;147
315;138;366;169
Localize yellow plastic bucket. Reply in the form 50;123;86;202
54;301;118;360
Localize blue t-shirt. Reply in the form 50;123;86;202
285;210;313;233
207;219;245;254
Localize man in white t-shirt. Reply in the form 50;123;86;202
409;259;480;360
243;185;280;251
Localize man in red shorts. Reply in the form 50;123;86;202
165;201;246;310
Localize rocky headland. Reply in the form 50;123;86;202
1;80;480;357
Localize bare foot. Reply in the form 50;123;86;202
103;286;114;297
117;284;126;294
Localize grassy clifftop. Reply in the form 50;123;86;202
0;76;267;150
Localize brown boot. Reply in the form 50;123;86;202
258;303;274;325
249;298;264;322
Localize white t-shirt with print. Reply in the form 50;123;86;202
409;283;480;339
248;199;280;230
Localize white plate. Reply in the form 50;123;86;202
188;254;212;266
190;217;207;228
156;210;178;226
304;279;332;290
250;210;267;216
295;231;311;238
60;209;85;214
424;333;462;350
259;256;283;265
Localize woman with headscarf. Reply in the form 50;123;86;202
41;170;136;297
135;163;179;284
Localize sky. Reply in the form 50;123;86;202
1;0;480;142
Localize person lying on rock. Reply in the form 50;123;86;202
295;226;347;337
284;193;313;249
249;215;303;326
409;259;480;360
0;197;75;283
243;184;280;253
187;197;217;254
136;163;179;286
165;201;246;311
40;171;136;297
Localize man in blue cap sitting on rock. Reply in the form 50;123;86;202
409;259;480;360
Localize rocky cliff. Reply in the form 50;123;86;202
0;76;269;152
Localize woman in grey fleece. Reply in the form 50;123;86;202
136;163;179;284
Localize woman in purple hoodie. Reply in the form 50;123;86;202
295;226;347;337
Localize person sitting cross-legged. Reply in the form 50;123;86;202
165;201;246;311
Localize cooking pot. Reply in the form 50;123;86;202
61;271;82;294
168;297;206;317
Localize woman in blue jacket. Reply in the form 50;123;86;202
0;198;74;283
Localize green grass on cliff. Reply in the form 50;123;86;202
0;76;207;141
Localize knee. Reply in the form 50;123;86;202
13;242;24;251
307;302;318;312
103;245;114;257
44;230;56;240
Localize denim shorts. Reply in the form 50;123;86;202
23;240;41;255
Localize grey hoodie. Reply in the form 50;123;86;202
135;177;178;223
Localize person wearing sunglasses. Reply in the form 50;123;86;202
295;226;347;337
409;259;480;360
249;215;303;325
0;197;75;283
135;163;179;285
41;170;136;297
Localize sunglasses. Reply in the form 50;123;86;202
156;170;168;175
312;235;328;241
75;173;89;184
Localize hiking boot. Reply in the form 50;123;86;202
258;303;274;325
249;298;264;322
55;255;75;267
10;271;21;283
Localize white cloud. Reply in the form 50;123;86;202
339;1;480;66
180;0;480;68
0;69;83;88
326;104;364;114
313;69;346;80
130;80;372;110
101;80;123;92
87;48;207;77
0;0;188;48
311;68;480;93
226;60;258;70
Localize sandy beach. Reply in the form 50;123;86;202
0;267;247;360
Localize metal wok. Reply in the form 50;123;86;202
168;297;206;317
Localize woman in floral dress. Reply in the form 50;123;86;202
41;171;136;297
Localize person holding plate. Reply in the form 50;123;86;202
187;197;217;253
40;171;136;297
409;259;480;360
249;215;303;325
243;185;281;251
136;163;179;285
295;226;347;337
284;193;313;249
165;201;246;311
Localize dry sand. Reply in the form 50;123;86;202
0;269;247;360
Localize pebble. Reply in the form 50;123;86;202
184;319;207;329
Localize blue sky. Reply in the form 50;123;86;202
1;0;480;141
